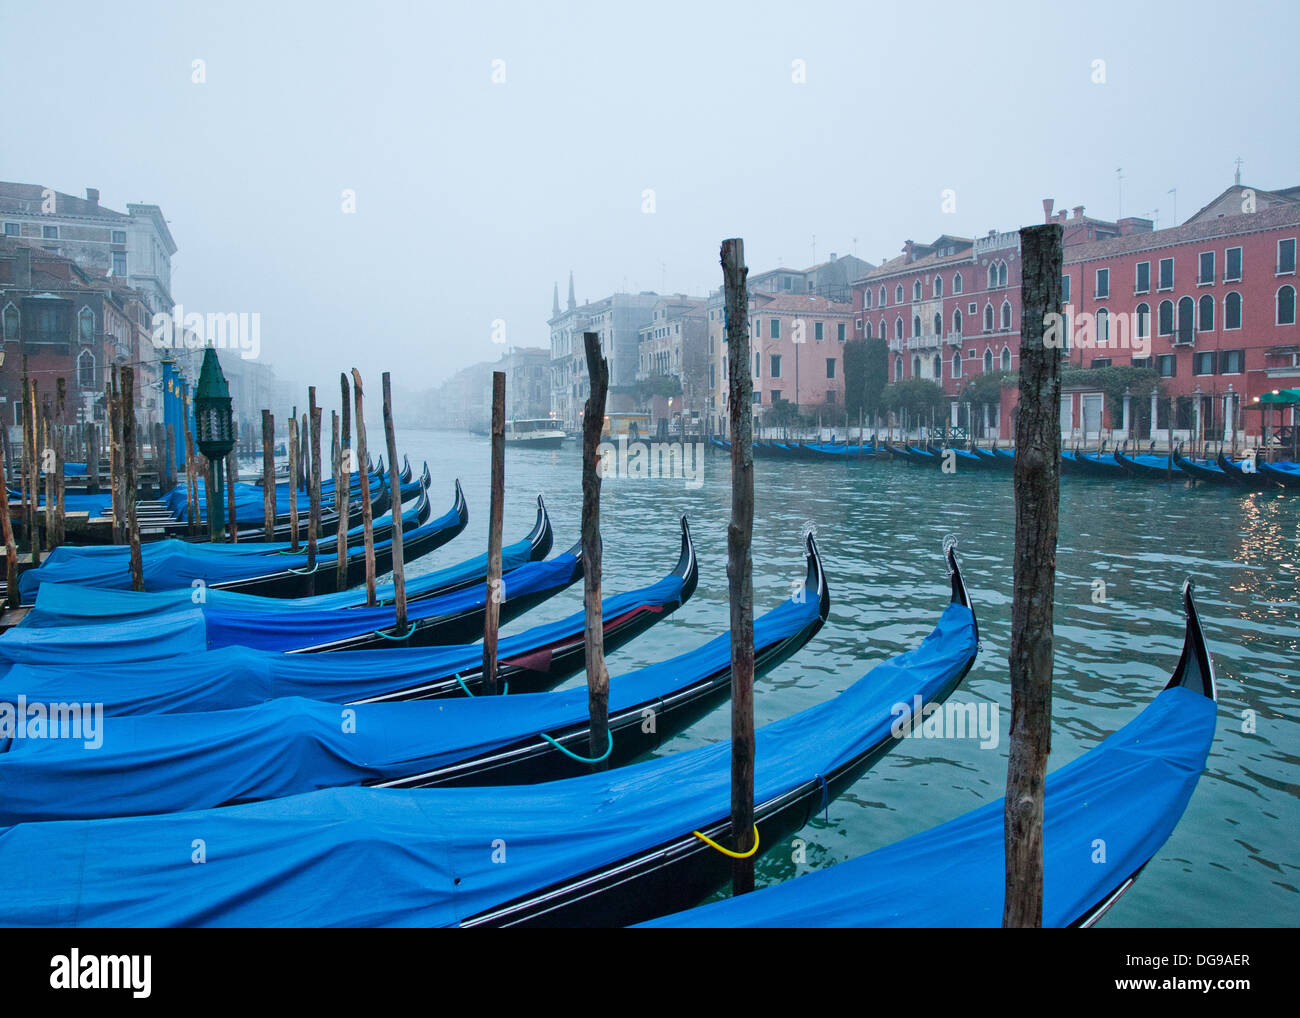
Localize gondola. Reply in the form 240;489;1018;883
1072;445;1128;479
0;544;974;927
1114;448;1177;481
17;479;468;602
641;580;1217;928
1173;451;1237;486
1258;460;1300;489
1215;454;1276;489
0;528;807;823
0;523;698;709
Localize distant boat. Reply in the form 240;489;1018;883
505;419;565;449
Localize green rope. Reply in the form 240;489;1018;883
372;622;417;640
539;728;614;764
287;563;323;575
453;674;508;697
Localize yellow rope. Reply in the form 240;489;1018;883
691;825;760;859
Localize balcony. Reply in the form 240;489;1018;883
905;335;941;350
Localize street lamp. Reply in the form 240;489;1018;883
194;347;235;540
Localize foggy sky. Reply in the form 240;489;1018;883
3;0;1297;405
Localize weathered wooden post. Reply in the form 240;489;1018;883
1003;222;1064;928
722;237;757;894
1;426;18;610
308;390;323;585
184;422;198;537
337;374;351;591
226;431;239;543
482;372;506;695
351;369;376;605
381;373;407;634
25;371;39;561
287;414;299;551
53;379;66;547
580;334;611;762
261;410;275;541
41;402;53;550
120;367;144;592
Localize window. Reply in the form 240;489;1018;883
770;388;781;403
1156;354;1176;377
912;355;921;376
1279;285;1297;325
934;276;943;297
2;303;18;341
983;304;993;332
1177;297;1195;343
825;390;836;405
953;272;963;294
1135;302;1150;339
983;349;993;373
1000;301;1011;330
913;280;922;300
968;302;977;315
111;230;126;245
814;321;824;341
1158;300;1174;335
894;357;903;381
1193;352;1215;375
111;251;126;275
863;290;872;309
752;391;761;404
77;349;96;389
837;323;845;341
770;354;781;378
1096;308;1109;345
895;284;904;304
3;222;18;237
864;321;872;339
754;353;760;377
1158;257;1174;290
1062;273;1071;302
933;313;942;335
1198;252;1215;285
880;286;887;307
770;319;780;339
952;353;962;378
1225;291;1242;329
1225;247;1242;282
1219;349;1244;374
723;357;727;379
953;308;962;333
932;354;941;378
895;317;903;340
1095;268;1109;298
826;358;836;379
912;315;921;337
987;263;997;289
1090;358;1112;369
1279;239;1297;275
1135;262;1150;293
999;262;1008;287
77;306;94;343
879;319;886;340
1198;294;1214;331
42;225;58;240
1001;347;1011;371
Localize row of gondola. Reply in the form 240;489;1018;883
712;435;1300;489
0;465;1219;927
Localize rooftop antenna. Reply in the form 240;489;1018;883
852;235;858;258
1168;188;1177;225
1234;156;1243;186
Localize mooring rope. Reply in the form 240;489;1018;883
691;825;760;860
539;728;614;764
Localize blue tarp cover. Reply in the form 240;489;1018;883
0;583;812;823
641;685;1216;927
0;600;974;926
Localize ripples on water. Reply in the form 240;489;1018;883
401;430;1299;927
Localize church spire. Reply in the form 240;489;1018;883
552;281;560;317
567;270;576;311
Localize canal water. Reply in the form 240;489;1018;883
396;429;1298;927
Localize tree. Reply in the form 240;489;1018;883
842;339;867;419
862;338;889;426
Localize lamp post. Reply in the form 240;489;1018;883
194;348;235;541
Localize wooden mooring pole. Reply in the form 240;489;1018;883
1003;222;1064;928
261;410;275;542
351;369;376;605
722;237;756;894
120;367;144;592
381;373;407;634
288;411;300;551
307;388;322;579
481;371;506;695
580;333;610;765
53;378;66;548
337;374;351;592
1;426;18;610
226;429;239;543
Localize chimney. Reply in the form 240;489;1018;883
86;187;100;207
829;252;837;261
1072;205;1085;220
903;239;914;262
1042;198;1054;223
1056;210;1068;224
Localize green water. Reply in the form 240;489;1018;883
399;429;1299;927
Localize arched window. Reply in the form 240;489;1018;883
1001;347;1011;371
864;321;872;339
1177;297;1195;343
998;262;1008;287
953;272;963;294
1096;307;1109;345
895;316;904;340
894;356;903;381
913;280;922;301
912;355;921;377
1000;300;1011;330
863;289;872;309
1158;300;1174;335
1;303;18;342
1278;285;1296;326
77;306;95;343
932;354;942;378
77;349;95;389
983;349;994;373
879;318;887;340
952;352;962;378
983;304;993;332
933;313;942;335
879;286;887;307
1225;291;1242;330
895;284;904;304
988;263;997;289
953;307;963;334
1198;294;1215;331
934;275;943;297
1135;302;1150;339
913;315;921;337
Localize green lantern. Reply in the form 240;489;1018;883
194;348;235;539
